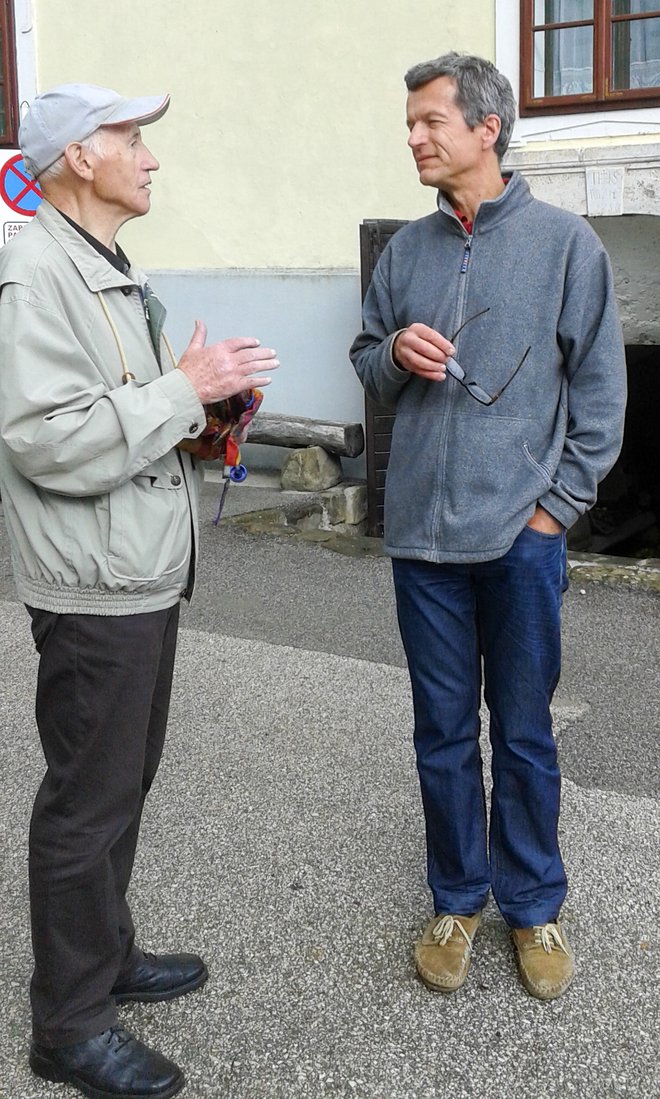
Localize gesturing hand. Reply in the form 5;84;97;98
393;323;455;382
178;320;279;403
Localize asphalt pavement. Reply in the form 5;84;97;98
0;474;658;1099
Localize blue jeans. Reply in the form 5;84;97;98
392;525;568;928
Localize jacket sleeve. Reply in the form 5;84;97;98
349;247;412;410
538;247;627;530
0;296;205;497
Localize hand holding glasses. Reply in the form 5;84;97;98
393;307;531;406
445;308;531;407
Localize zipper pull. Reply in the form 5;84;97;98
460;236;472;274
140;287;151;322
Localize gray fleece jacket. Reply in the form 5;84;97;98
350;172;627;563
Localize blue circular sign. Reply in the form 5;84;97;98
0;155;43;216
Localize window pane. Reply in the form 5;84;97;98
612;1;660;14
535;0;593;23
534;26;594;95
612;14;660;87
0;4;17;145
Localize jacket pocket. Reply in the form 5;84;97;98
439;413;554;551
522;440;553;486
105;472;190;583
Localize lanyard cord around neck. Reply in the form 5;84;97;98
98;290;178;384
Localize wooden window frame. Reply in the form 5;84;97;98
0;0;18;146
520;1;660;115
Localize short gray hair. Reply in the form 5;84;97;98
404;52;516;160
28;126;111;183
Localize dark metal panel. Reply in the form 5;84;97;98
358;220;408;536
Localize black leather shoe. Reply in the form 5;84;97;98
30;1026;184;1098
112;952;208;1004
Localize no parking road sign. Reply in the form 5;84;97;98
0;152;42;245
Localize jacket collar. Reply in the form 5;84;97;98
436;170;533;235
35;199;144;292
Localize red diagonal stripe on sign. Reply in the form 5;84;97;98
9;164;42;196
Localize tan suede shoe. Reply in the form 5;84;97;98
414;912;482;992
512;920;575;1000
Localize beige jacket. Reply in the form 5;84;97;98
0;200;206;613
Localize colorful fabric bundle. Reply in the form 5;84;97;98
187;388;263;463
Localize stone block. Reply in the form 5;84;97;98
280;446;342;492
320;487;347;526
320;482;368;527
344;484;367;526
295;505;322;531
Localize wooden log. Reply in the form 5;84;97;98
248;412;365;458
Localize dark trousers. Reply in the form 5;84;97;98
26;603;180;1047
392;525;569;928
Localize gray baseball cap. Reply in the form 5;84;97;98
19;83;170;177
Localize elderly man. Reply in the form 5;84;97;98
351;54;626;1000
0;84;278;1098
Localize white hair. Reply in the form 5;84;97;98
31;126;111;184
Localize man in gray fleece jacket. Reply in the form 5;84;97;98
350;53;626;1000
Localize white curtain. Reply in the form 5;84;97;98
533;1;660;96
626;5;660;89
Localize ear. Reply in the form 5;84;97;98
63;142;97;182
481;113;502;153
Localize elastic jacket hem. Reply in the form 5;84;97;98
18;576;184;616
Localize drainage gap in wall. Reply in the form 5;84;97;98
568;345;659;558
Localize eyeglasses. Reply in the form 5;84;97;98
445;308;531;406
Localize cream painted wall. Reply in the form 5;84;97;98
34;0;494;269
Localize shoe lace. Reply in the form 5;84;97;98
534;923;569;955
432;915;473;951
103;1027;133;1051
